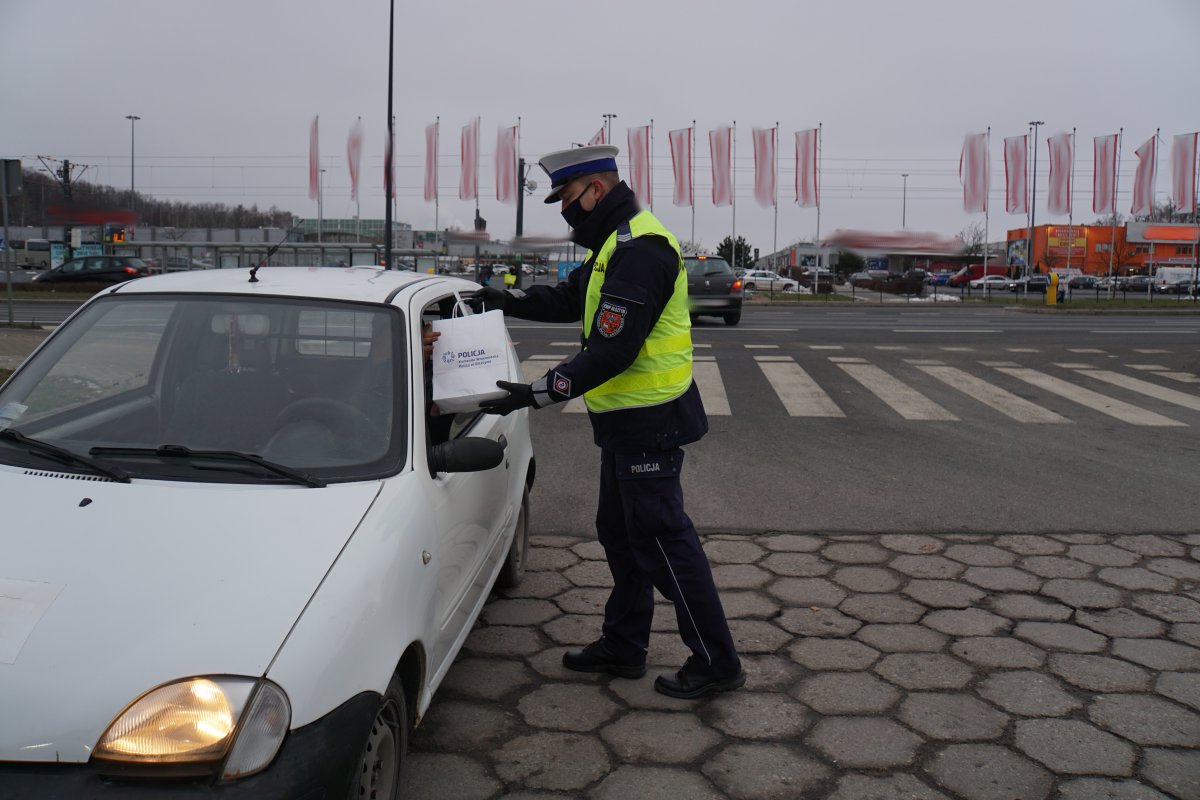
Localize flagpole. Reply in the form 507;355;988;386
772;122;779;259
434;115;440;236
690;121;696;246
649;119;654;213
384;0;394;269
984;127;991;278
356;115;362;243
816;122;822;270
732;121;737;268
1107;128;1123;294
1066;127;1075;277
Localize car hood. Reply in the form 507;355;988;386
0;468;381;762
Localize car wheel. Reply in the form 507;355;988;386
349;675;407;800
496;487;530;588
744;282;756;292
723;311;741;326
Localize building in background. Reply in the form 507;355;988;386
1007;222;1199;276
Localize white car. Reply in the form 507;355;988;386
0;267;534;798
739;269;799;293
969;275;1009;290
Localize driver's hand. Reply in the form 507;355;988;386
421;324;440;360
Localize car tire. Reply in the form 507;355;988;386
723;311;741;326
496;487;530;588
348;674;407;800
744;282;756;292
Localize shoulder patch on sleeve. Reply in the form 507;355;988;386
596;299;628;338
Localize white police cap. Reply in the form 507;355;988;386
538;144;620;203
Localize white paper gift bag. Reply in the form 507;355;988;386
430;294;513;413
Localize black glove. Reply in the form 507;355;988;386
481;380;537;416
467;286;511;313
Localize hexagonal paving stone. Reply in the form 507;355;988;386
832;566;902;593
1172;622;1200;647
729;619;791;654
928;744;1052;800
1014;719;1134;775
562;560;614;588
806;717;923;769
759;552;830;578
500;569;573;600
739;654;802;692
605;675;701;711
483;598;562;627
839;593;927;623
823;542;890;564
492;731;611;792
542;614;605;646
1088;694;1200;746
1067;544;1139;566
874;652;974;690
826;774;951;800
766;577;846;607
788;638;880;670
1111;637;1200;670
879;534;945;554
398;752;500;800
903;580;985;608
517;683;620;732
554;587;611;616
951;637;1045;669
757;533;823;552
792;671;901;715
777;606;862;638
440;657;535;701
532;535;582;548
1113;534;1188;557
1057;778;1173;800
1014;621;1108;653
1146;557;1200;581
899;693;1009;741
1076;608;1166;638
855;623;948;653
977;671;1081;716
1156;672;1200;712
1097;567;1177;592
719;590;780;619
923;608;1011;636
709;691;812;740
997;535;1066;555
702;743;831;800
986;593;1072;621
1040;578;1122;609
705;540;767;564
1048;653;1151;692
1133;593;1200;623
600;711;722;763
570;540;606;561
1021;555;1093;579
589;766;725;800
413;700;517;753
944;543;1017;566
1052;533;1108;544
889;554;965;579
1141;748;1200;800
711;563;773;589
529;547;582;571
463;625;545;657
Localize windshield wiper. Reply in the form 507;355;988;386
89;444;325;488
0;429;131;483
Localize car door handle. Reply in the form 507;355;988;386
497;434;508;451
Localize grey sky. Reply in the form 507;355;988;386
3;0;1197;254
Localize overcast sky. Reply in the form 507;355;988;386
3;0;1197;254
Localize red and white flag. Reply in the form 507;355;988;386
423;121;439;203
308;116;319;200
752;127;776;207
347;118;363;202
627;125;651;206
1093;133;1119;215
795;128;818;207
1130;135;1157;217
668;127;693;207
1004;135;1028;214
710;127;733;206
959;132;989;213
495;124;518;204
460;117;480;201
1046;133;1073;216
1172;132;1198;214
588;127;606;146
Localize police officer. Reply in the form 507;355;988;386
471;144;744;699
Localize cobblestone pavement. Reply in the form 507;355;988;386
400;532;1200;800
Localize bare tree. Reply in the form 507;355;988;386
956;222;986;257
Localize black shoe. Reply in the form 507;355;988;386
562;639;646;679
653;657;746;699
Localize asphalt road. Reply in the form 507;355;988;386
514;305;1200;536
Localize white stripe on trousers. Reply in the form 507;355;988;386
655;537;713;666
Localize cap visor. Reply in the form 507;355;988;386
543;185;567;204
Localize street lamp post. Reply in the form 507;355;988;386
602;113;617;144
125;115;140;211
1026;120;1044;279
901;173;909;229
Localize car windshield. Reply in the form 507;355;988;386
0;294;406;483
684;257;733;278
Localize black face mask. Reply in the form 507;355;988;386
560;183;594;229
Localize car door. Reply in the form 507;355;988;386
412;286;518;674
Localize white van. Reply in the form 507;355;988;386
17;239;50;268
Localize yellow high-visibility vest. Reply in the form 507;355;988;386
582;210;692;412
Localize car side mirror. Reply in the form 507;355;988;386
429;436;504;474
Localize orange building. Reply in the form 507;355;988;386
1006;222;1200;276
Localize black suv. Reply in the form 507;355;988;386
684;255;742;326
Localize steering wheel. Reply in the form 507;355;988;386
269;397;387;457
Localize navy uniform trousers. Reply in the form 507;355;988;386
595;447;739;671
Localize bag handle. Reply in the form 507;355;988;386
449;289;474;318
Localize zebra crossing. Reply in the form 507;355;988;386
517;345;1200;428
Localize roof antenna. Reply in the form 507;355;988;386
250;225;296;283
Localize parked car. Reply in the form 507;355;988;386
0;267;534;797
798;269;835;294
685;255;742;325
1067;275;1097;290
740;269;798;293
1123;275;1152;292
880;269;928;296
31;256;150;285
969;275;1010;290
925;272;952;286
1008;275;1050;293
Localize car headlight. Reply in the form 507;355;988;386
93;676;291;780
